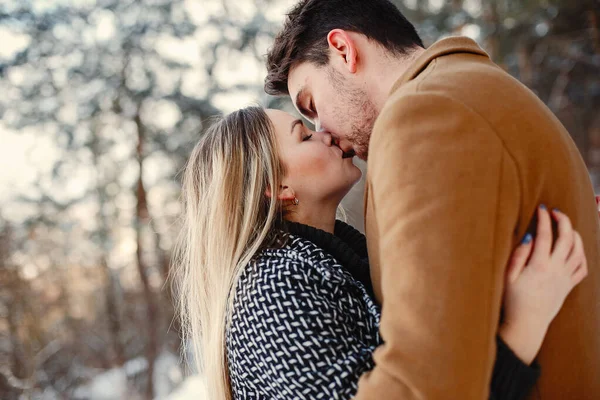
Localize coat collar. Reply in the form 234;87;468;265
390;36;490;95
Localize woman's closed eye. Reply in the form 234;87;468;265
292;119;312;141
297;121;313;142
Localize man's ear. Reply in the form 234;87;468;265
327;29;358;74
265;185;296;201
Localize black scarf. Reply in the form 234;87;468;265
282;220;374;298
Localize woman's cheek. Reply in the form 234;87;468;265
312;153;334;176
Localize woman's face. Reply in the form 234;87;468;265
265;109;362;205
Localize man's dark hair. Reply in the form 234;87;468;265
265;0;423;96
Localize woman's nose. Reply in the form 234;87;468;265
321;132;333;146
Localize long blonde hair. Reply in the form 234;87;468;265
172;107;285;400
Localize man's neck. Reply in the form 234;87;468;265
369;46;426;113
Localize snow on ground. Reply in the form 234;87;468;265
163;375;207;400
70;350;202;400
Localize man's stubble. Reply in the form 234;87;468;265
329;67;378;160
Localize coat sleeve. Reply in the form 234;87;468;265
227;259;379;399
355;93;521;399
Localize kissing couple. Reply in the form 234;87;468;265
173;1;600;399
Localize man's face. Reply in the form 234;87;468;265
287;61;378;160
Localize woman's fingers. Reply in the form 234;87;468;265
567;232;586;274
572;259;589;286
507;234;534;283
551;209;575;261
530;205;552;267
571;234;588;287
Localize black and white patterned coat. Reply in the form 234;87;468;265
226;229;380;400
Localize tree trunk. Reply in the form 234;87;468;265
517;41;533;87
451;0;464;11
103;259;126;366
6;274;27;381
484;0;501;63
1;225;29;387
590;7;599;54
91;126;126;367
134;110;159;400
149;218;181;352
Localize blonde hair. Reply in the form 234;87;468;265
172;106;285;400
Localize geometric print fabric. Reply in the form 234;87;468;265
227;233;381;399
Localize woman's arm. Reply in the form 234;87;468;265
490;335;540;400
491;206;587;400
499;206;587;365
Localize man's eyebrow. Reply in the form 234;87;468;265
295;87;309;116
290;119;303;134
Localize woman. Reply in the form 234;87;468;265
173;107;588;400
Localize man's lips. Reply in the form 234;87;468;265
342;149;356;159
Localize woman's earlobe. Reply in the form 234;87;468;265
278;185;296;202
265;185;296;201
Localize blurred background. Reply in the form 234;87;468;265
1;0;599;399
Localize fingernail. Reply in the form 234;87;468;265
521;233;533;244
540;204;547;210
553;208;560;213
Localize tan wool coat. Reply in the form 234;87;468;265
356;37;600;400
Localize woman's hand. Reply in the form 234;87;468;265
498;205;588;365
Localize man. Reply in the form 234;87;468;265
265;0;600;399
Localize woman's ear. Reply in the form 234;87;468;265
265;185;295;201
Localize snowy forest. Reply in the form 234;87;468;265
1;0;599;399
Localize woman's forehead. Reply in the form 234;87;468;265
265;109;295;128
